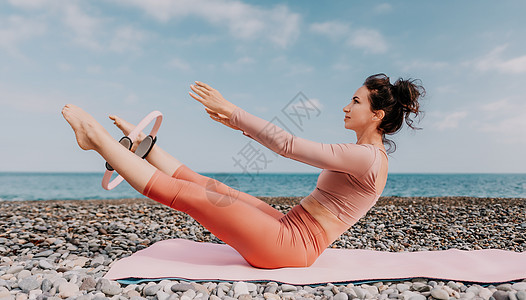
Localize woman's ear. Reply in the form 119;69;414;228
373;110;385;121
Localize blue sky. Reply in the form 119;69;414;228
1;1;525;174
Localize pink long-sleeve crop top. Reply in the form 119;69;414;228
229;107;386;226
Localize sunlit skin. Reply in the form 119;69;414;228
62;81;389;244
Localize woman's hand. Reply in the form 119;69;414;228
204;107;242;131
189;81;238;119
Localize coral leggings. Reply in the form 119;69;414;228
142;164;329;269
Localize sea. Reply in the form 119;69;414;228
0;172;525;202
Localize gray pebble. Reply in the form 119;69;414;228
38;260;53;270
34;250;54;258
281;284;297;292
409;295;427;300
498;284;514;292
430;288;449;300
144;284;162;296
18;276;40;293
514;284;526;291
233;281;249;298
517;291;526;300
264;284;278;294
494;290;510;300
58;282;80;298
102;283;122;296
447;281;460;291
7;266;24;274
397;283;410;293
16;270;31;280
171;283;195;292
40;279;52;293
156;290;170;300
334;292;349;300
80;276;97;291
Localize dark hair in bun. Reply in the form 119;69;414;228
363;73;425;153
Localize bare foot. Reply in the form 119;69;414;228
109;115;147;151
62;104;108;151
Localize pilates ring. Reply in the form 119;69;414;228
102;111;163;190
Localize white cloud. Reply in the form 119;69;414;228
58;63;73;72
0;16;46;57
347;28;388;54
433;111;468;131
474;45;526;74
222;56;255;71
310;21;388;54
168;58;191;71
374;3;393;14
109;26;146;53
113;0;300;48
309;21;350;40
400;60;448;72
87;65;102;74
63;3;103;50
476;98;526;144
124;93;139;104
270;56;314;76
7;0;50;9
0;84;70;114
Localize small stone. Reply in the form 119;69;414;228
430;288;449;300
233;282;249;298
409;295;427;300
28;289;42;299
281;284;297;292
41;278;52;292
38;260;53;270
498;284;514;292
516;291;526;300
334;292;349;300
144;284;162;296
58;282;80;298
15;293;28;300
171;283;195;292
246;282;257;292
493;290;510;300
352;286;365;299
264;284;278;294
18;276;40;293
34;250;54;258
513;284;526;291
397;283;410;293
80;276;97;291
447;281;460;291
17;270;31;280
102;282;122;296
156;290;170;300
263;293;281;300
90;256;105;268
480;288;494;300
238;295;252;300
7;266;24;274
182;289;196;300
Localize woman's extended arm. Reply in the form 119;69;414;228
189;82;375;176
229;107;375;177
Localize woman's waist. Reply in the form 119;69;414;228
299;194;349;243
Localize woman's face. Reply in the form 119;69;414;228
343;86;376;131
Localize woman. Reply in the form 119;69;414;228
62;73;424;269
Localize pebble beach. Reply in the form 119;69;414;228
1;196;525;300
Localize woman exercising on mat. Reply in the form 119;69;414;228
62;73;424;269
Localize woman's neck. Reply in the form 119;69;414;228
355;128;383;147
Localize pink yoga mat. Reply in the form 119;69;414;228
104;239;526;284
